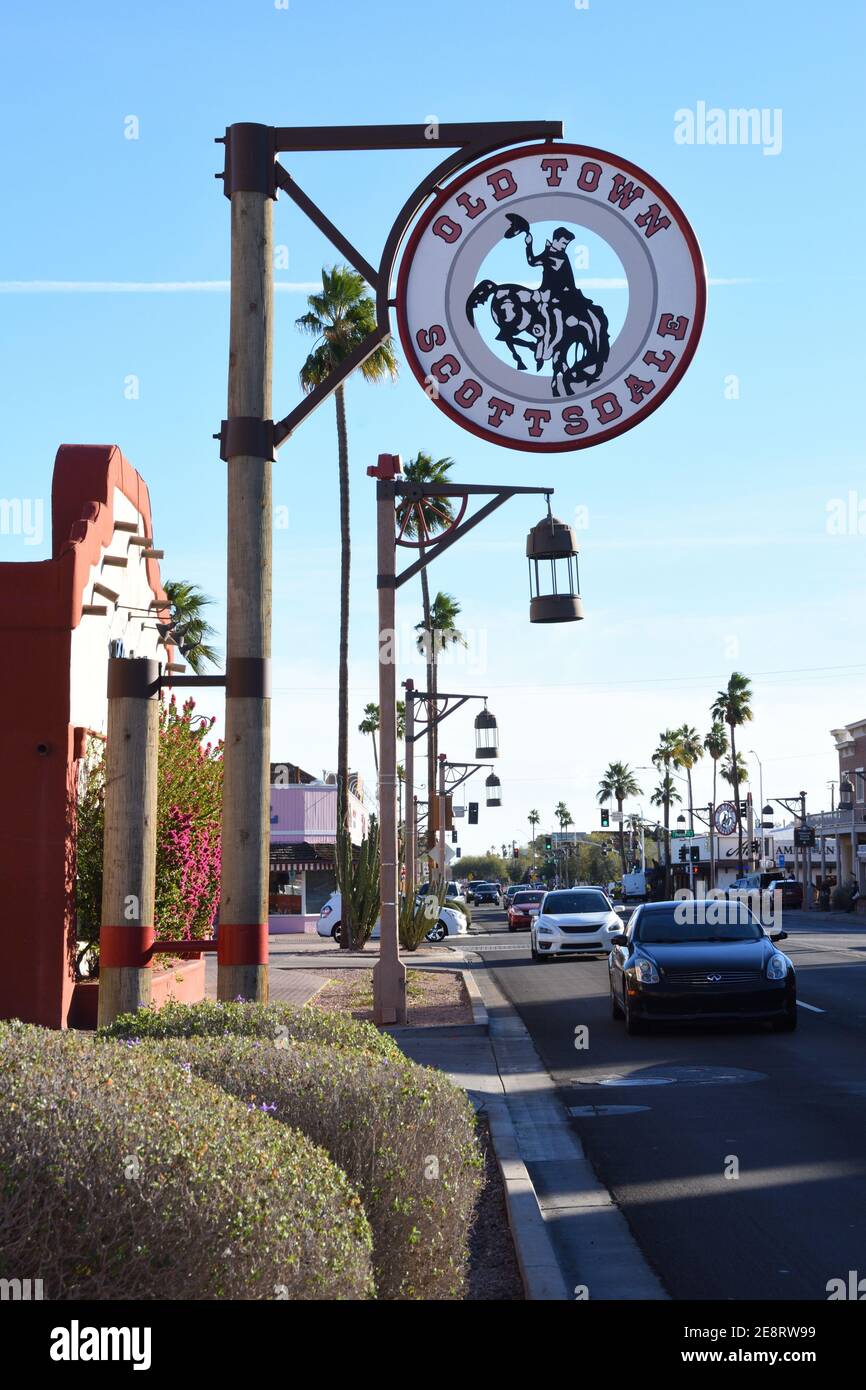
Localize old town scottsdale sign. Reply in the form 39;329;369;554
397;143;706;452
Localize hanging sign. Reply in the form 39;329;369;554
714;802;738;836
397;143;706;452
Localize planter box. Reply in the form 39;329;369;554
69;957;206;1030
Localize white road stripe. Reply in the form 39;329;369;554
797;1000;825;1013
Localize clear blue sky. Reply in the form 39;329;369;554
1;0;864;852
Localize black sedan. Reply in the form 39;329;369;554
608;898;797;1035
469;882;501;906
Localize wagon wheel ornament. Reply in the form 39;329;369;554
395;486;468;549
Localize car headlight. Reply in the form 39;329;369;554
537;923;556;935
767;954;787;981
634;957;659;984
606;917;621;932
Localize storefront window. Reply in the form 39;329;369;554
305;869;336;915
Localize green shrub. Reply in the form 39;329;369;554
99;998;402;1060
150;1035;483;1300
0;1022;373;1301
831;885;853;911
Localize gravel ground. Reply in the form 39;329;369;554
467;1114;525;1301
307;967;474;1026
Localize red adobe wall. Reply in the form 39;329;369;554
0;445;168;1028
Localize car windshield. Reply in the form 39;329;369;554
543;891;609;914
514;892;544;905
635;901;763;943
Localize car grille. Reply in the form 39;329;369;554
662;968;765;988
558;923;604;935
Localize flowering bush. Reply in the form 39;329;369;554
75;696;223;973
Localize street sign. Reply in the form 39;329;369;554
671;829;694;838
397;144;706;452
794;826;816;848
714;802;738;836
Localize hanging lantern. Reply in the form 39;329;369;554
474;703;499;759
485;772;502;808
527;504;583;623
840;778;854;812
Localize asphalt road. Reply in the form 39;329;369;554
468;902;866;1301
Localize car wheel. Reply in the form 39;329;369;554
624;987;646;1035
531;937;541;961
773;1005;798;1033
330;923;341;942
610;981;624;1019
425;921;447;943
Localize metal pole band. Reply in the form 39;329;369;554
220;123;277;199
218;417;276;461
218;922;268;966
226;657;271;698
106;658;161;700
99;924;156;968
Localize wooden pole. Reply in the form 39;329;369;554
438;753;447;884
218;141;274;1004
373;463;407;1026
97;659;159;1028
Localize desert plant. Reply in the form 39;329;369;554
399;873;448;952
150;1034;482;1300
99;998;403;1061
0;1022;373;1301
335;816;380;949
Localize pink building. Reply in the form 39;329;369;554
268;767;369;933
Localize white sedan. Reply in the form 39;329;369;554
317;891;467;944
530;888;625;961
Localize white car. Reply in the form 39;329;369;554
530;887;624;961
317;891;467;944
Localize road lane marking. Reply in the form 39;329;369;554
796;1000;825;1013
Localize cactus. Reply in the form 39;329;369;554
335;817;381;949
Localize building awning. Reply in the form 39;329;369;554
269;842;335;874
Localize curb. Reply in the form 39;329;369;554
460;967;489;1028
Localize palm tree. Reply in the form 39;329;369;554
673;724;704;832
711;672;754;875
652;732;680;894
721;753;750;788
297;266;398;947
528;808;540;866
357;701;406;777
651;774;682;883
415;593;465;853
399;452;457;841
703;722;729;817
162;580;219;674
598;761;642;879
554;801;573;881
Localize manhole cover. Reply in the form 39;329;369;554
572;1065;766;1088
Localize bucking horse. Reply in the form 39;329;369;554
465;215;611;397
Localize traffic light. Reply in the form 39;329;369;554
545;836;552;851
455;848;461;859
690;845;700;863
468;802;478;825
600;808;610;828
679;844;688;862
451;829;458;843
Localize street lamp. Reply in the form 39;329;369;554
527;506;583;624
485;773;502;808
474;703;499;759
840;777;854;812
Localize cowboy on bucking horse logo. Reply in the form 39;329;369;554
466;213;611;397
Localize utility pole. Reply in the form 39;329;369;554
97;659;160;1027
438;753;448;884
801;790;811;909
404;679;416;895
371;454;407;1025
218;124;274;1003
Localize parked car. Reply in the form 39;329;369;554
417;880;466;907
317;892;466;944
507;888;545;931
608;898;796;1034
469;882;501;906
729;871;781;894
765;878;804;909
530;888;623;960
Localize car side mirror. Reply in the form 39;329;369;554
769;929;787;942
610;933;629;947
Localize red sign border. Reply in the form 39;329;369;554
395;142;707;453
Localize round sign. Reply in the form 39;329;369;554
397;143;706;452
714;802;738;836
